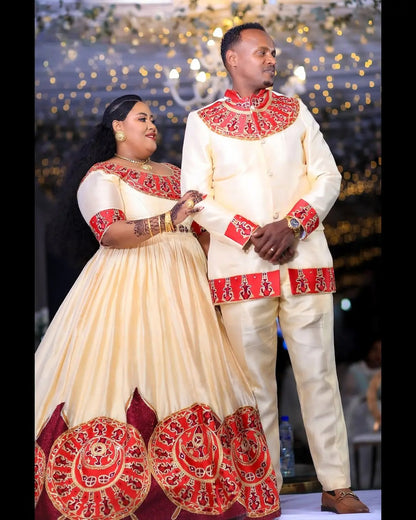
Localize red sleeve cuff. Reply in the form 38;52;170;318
90;208;126;241
287;199;318;237
225;214;259;246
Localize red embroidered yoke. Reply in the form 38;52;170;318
199;88;300;139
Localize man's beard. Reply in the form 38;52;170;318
263;78;274;88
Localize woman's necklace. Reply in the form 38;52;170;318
114;153;152;170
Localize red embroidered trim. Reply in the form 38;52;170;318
35;443;46;507
210;270;280;304
225;214;259;246
210;267;335;302
86;162;181;200
288;199;319;236
198;90;299;139
36;395;280;517
90;208;126;242
149;404;237;514
45;417;151;520
220;406;280;515
288;267;336;294
149;404;280;515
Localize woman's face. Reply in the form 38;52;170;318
118;101;158;157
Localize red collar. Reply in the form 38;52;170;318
224;88;271;110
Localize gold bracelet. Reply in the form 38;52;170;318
164;211;174;232
147;218;153;237
158;214;161;234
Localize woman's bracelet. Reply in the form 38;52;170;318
164;211;175;232
147;218;153;237
146;213;175;235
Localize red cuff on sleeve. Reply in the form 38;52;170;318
288;199;318;237
90;208;126;241
225;214;259;246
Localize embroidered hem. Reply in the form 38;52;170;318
35;391;281;519
209;267;336;303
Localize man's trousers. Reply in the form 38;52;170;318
220;267;351;492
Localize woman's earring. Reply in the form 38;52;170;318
115;131;126;142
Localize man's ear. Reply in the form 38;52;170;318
226;49;237;68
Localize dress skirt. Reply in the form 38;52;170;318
35;230;280;520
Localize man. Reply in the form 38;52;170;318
181;22;369;514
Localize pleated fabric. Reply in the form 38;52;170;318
36;232;258;432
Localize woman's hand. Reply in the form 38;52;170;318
171;190;206;225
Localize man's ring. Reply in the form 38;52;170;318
185;199;195;209
270;247;275;253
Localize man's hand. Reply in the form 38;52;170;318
250;219;297;264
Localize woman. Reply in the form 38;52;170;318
35;94;280;520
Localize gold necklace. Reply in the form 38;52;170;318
114;153;152;170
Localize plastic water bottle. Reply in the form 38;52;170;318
280;415;295;477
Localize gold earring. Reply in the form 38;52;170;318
115;131;126;142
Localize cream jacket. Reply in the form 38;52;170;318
181;89;341;302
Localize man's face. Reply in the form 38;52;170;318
227;29;277;90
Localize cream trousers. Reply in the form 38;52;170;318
220;267;351;492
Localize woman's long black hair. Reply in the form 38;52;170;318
46;94;143;269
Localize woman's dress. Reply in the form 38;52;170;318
35;162;281;520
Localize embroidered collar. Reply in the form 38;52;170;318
223;88;271;111
198;89;300;140
85;161;181;200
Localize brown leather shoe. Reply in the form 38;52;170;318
321;488;370;514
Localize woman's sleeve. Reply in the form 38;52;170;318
77;169;126;242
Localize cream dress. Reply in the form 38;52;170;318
35;162;280;520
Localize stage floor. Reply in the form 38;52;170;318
279;489;381;519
